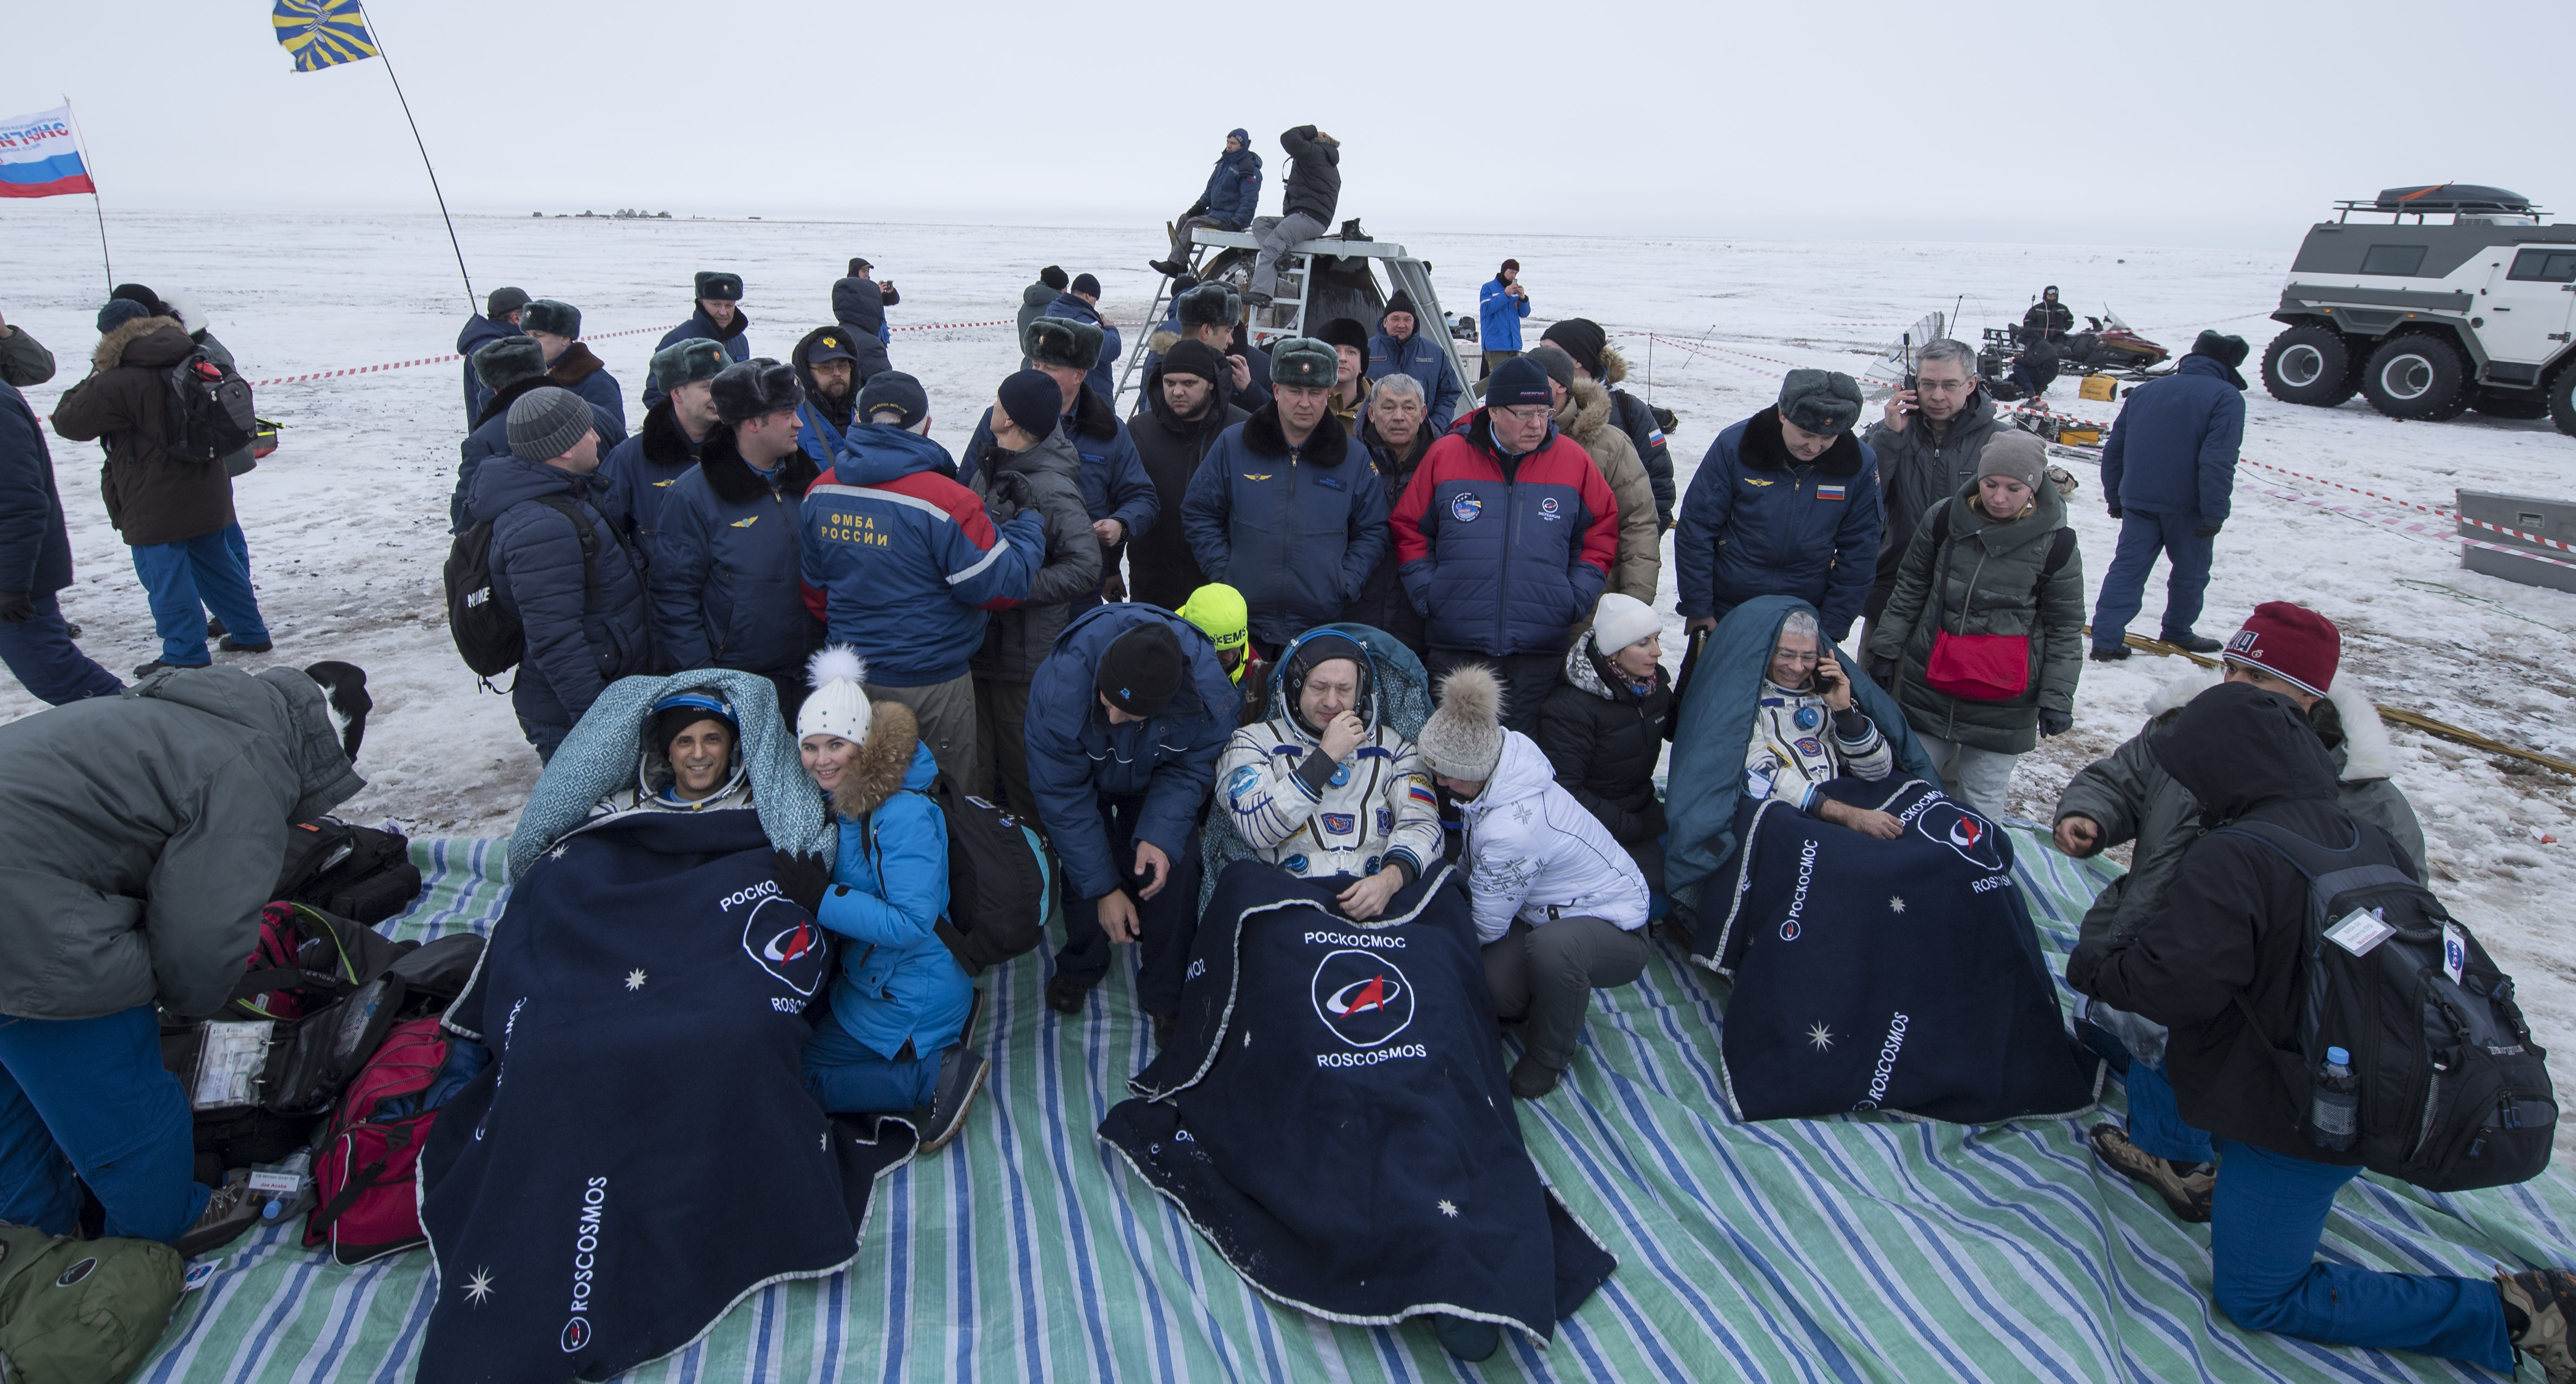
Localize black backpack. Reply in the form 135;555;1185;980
277;817;423;924
162;347;258;464
444;492;601;679
2218;813;2556;1192
922;773;1052;975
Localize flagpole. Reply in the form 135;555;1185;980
62;97;113;295
359;11;475;316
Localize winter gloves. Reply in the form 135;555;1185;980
0;591;31;623
770;850;834;917
2038;709;2073;738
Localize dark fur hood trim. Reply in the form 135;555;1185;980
1740;405;1865;478
1241;401;1351;466
92;316;191;373
699;426;820;505
548;342;606;387
473;374;558;430
829;701;920;819
637;396;693;468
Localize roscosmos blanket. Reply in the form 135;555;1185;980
1696;778;2101;1124
1100;859;1616;1342
417;807;914;1383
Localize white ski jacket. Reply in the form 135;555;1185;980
1457;732;1650;944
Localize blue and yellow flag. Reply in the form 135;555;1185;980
273;0;379;72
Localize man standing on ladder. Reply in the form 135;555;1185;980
1245;126;1340;309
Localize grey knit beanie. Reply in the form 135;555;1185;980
1976;430;2048;493
506;386;595;462
1417;664;1507;781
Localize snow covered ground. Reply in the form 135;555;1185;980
8;206;2573;1130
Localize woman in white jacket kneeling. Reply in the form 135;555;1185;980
1417;664;1651;1100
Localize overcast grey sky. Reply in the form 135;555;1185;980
8;1;2571;249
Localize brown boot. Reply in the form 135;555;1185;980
2088;1122;2214;1222
2499;1268;2576;1383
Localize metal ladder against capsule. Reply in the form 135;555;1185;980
1114;225;1318;412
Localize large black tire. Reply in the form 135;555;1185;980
2552;367;2576;438
2261;323;2359;406
2359;334;2476;421
2470;390;2552;421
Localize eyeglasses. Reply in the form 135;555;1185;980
1915;376;1972;393
1496;406;1551;423
1772;648;1820;664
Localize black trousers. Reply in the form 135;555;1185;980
1425;647;1564;736
1051;795;1204;1017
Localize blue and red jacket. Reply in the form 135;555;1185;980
799;423;1046;688
1392;409;1618;657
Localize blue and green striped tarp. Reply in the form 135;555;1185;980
137;832;2575;1382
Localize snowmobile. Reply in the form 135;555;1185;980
2051;310;2172;377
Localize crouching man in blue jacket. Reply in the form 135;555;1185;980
1026;605;1236;1039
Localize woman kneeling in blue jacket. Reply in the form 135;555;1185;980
792;645;987;1151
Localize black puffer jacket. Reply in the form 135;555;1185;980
1535;630;1672;845
1126;361;1247;611
1861;389;2009;575
48;318;234;547
2067;682;2374;1164
1278;125;1341;225
968;426;1102;683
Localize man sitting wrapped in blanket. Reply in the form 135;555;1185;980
1664;596;2100;1125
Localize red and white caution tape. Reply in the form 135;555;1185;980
2240;481;2576;572
890;317;1015;334
243;323;672;389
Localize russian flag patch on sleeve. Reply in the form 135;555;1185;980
1817;484;1847;501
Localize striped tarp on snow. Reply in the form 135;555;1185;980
136;832;2576;1383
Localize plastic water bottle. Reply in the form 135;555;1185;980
249;1147;316;1224
2311;1046;2360;1151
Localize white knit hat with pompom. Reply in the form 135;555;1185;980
797;645;873;745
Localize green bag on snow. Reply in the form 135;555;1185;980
0;1224;183;1384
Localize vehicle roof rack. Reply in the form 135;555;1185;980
2333;184;2540;222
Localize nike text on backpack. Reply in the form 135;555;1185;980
2217;815;2556;1192
443;493;602;682
923;771;1054;975
1917;505;2076;702
162;347;259;464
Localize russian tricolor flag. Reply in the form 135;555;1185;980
0;106;97;199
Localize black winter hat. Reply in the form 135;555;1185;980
486;286;530;319
1175;282;1239;328
1540;317;1607;379
1283;630;1372;736
96;299;152;333
711;357;801;425
471;335;549;391
1316;316;1369;355
110;283;169;317
2191;330;2252;369
1270;337;1337;388
846;257;873;276
1778;368;1863;435
860;370;930;426
1382;290;1422;323
1026;315;1104;371
1161;339;1225;384
804;331;858;366
521;298;582;338
1039;265;1069;291
1070;272;1102;298
1096;622;1185;718
995;370;1063;439
1486;356;1552;409
694;271;744;302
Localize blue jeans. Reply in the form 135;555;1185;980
515;712;571;765
2089;510;2214;647
0;591;123;704
2211;1139;2512;1372
130;524;269;665
802;1013;937;1114
0;1005;211;1243
2123;1061;2216;1164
